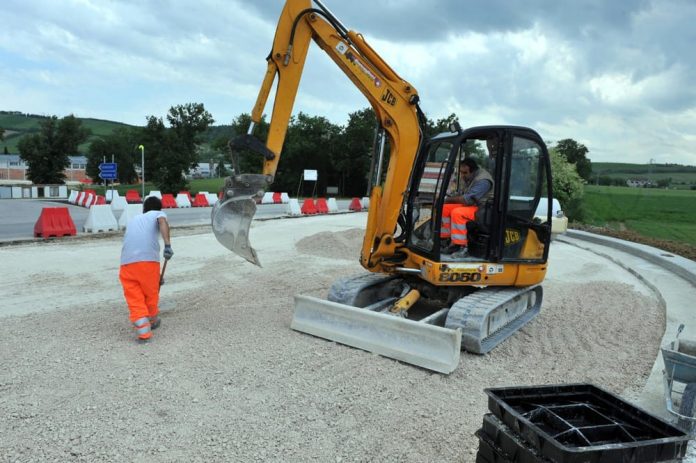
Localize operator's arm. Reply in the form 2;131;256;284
447;180;492;205
158;217;171;246
462;180;492;205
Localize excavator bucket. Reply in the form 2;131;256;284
211;197;260;266
292;294;462;374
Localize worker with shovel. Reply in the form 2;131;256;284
119;196;173;342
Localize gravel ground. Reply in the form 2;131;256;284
0;214;683;462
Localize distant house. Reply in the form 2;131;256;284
0;154;89;184
626;178;653;188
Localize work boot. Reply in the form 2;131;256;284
451;247;469;259
442;243;461;254
150;316;161;330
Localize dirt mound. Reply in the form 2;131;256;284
295;227;364;260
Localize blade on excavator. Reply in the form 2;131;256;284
211;196;260;266
292;294;462;374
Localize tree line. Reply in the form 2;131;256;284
15;103;591;218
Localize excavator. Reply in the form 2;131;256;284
212;0;554;374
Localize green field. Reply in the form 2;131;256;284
591;162;696;188
86;178;227;197
582;185;696;245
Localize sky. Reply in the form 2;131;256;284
2;0;695;166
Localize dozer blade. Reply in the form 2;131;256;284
211;197;260;266
292;294;462;374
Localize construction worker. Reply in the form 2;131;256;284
441;158;493;258
119;196;173;341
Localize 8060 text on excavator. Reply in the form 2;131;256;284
211;0;560;374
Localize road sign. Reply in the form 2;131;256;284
99;162;118;180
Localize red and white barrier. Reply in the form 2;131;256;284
280;193;290;204
287;199;301;216
34;207;77;238
84;205;118;233
175;193;191;208
349;197;362;212
68;190;78;204
192;193;209;207
111;196;127;214
327;198;339;213
261;192;275;204
161;194;177;208
206;193;218;206
315;198;329;214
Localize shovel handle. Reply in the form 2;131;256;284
159;259;168;288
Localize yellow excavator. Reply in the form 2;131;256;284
212;0;554;374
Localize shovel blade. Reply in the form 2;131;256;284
211;196;260;266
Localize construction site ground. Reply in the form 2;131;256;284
1;212;695;462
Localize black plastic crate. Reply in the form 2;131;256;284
485;383;689;463
479;413;552;463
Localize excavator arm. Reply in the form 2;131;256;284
212;0;425;270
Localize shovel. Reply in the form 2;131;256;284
159;259;168;289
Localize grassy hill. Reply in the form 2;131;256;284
0;111;136;154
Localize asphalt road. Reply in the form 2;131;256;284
0;198;354;242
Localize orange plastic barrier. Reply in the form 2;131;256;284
125;190;142;203
301;198;317;215
272;192;282;204
315;198;329;214
94;195;106;205
161;194;177;208
34;207;77;238
349;197;362;212
192;193;209;207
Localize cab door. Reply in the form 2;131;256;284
497;129;552;263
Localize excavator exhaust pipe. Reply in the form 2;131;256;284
292;295;462;374
211;173;270;267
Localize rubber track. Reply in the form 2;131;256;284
445;285;542;354
328;273;397;306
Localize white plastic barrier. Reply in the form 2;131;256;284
280;192;290;204
105;190;120;202
286;198;302;216
111;196;128;214
118;204;143;230
327;198;339;213
361;197;370;209
147;190;162;199
261;192;275;204
68;190;78;204
84;205;119;233
175;193;191;208
206;193;218;206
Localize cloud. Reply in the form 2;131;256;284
0;0;694;165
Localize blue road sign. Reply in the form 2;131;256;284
99;162;118;180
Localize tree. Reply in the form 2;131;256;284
18;115;90;184
86;126;143;184
554;138;592;182
334;107;377;196
0;127;4;141
142;103;214;193
549;148;585;220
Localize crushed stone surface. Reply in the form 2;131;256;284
1;214;689;462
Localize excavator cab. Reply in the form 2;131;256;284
406;126;552;271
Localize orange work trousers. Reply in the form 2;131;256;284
119;261;160;325
441;204;478;246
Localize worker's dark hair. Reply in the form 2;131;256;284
143;196;162;213
461;158;479;171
